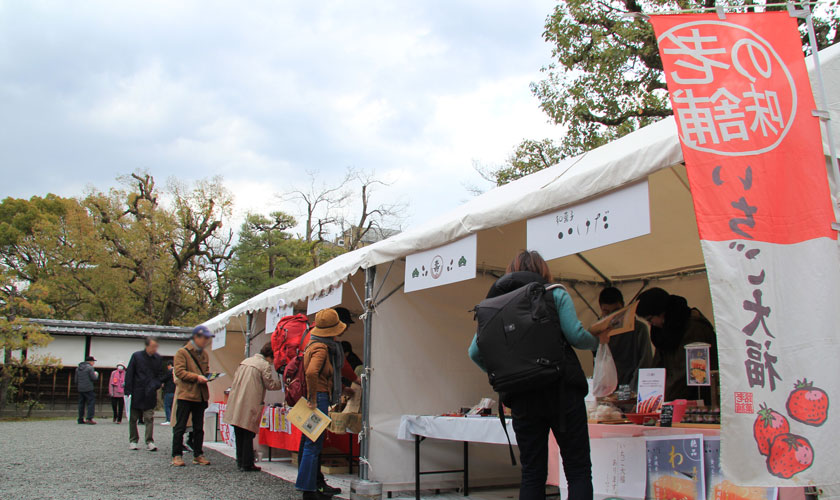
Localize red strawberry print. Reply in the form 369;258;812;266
753;404;789;456
766;433;813;479
786;379;829;426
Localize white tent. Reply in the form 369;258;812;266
203;44;840;492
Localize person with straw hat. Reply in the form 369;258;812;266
296;308;347;499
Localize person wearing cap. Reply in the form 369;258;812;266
125;337;167;451
109;361;127;424
76;355;99;425
171;325;214;467
296;308;348;499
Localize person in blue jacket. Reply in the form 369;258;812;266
469;250;609;500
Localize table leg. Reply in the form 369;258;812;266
415;435;421;500
463;441;469;497
349;433;354;474
268;446;272;462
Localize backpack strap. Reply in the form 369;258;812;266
498;398;517;466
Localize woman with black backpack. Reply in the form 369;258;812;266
468;250;610;500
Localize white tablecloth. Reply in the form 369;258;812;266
397;415;517;445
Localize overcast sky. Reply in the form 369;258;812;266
0;0;562;228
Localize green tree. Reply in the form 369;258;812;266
227;211;311;306
0;269;59;412
491;0;840;185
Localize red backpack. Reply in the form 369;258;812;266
271;314;309;372
271;314;311;406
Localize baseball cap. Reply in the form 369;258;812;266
192;325;215;338
334;306;355;325
85;355;96;362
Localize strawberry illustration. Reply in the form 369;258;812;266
753;404;789;456
786;379;829;426
766;433;813;479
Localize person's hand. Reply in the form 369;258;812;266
196;375;208;384
597;329;612;344
307;399;317;410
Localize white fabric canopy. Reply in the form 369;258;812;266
201;44;840;491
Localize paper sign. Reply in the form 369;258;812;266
686;343;712;387
646;434;705;500
288;397;331;441
266;304;293;334
307;286;343;315
404;234;477;293
212;326;227;349
637;368;666;413
558;437;647;500
704;437;777;500
526;181;650;261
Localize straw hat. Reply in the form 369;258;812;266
311;308;347;337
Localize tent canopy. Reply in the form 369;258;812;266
204;42;840;331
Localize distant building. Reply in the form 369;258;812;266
2;319;192;414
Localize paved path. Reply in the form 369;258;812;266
0;418;300;500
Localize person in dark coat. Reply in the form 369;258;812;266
125;337;167;451
637;287;719;404
161;361;176;425
76;356;99;425
468;250;611;500
596;287;654;391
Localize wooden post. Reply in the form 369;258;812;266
51;371;57;410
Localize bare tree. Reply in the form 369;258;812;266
339;169;407;251
283;172;351;266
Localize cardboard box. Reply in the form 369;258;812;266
321;459;350;475
329;412;362;434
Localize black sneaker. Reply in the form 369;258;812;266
302;492;331;500
318;483;341;496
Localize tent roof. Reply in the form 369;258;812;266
204;44;840;333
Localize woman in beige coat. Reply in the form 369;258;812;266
225;342;283;471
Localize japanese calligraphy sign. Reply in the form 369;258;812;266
404;234;477;293
266;304;293;334
651;12;840;486
306;285;343;315
526;180;651;261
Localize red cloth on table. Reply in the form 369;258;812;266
258;425;355;455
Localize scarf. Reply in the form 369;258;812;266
310;334;344;406
650;294;692;352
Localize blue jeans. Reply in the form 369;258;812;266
164;392;174;421
77;391;95;422
296;392;330;492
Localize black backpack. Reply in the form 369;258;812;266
474;282;568;465
475;282;568;393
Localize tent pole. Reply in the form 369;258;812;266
790;1;840;224
244;312;253;358
576;253;612;284
360;265;376;480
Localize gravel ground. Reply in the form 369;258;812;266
0;417;300;500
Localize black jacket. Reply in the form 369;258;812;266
124;350;166;410
486;272;588;420
162;368;176;395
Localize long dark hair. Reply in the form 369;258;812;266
506;250;552;283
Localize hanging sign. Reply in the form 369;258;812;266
526;181;650;261
651;12;840;486
212;326;227;350
266;303;293;333
404;234;477;293
307;286;343;315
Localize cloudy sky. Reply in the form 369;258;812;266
0;0;562;228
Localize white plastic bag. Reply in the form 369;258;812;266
592;344;618;397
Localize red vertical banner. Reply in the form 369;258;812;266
651;12;840;486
